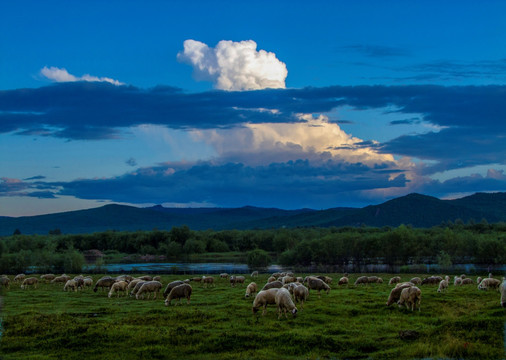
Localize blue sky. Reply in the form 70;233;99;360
2;1;506;216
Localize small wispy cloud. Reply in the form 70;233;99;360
40;66;124;86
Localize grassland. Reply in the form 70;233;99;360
0;273;504;359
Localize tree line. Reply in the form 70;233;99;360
1;222;505;273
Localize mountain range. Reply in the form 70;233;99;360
1;192;506;236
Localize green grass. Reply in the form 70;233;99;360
0;274;504;359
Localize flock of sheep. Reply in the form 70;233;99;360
1;271;505;319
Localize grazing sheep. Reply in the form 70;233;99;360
398;286;422;311
437;278;449;293
165;284;192;306
460;278;473;285
293;284;309;310
163;280;185;298
421;276;442;285
271;273;282;279
500;280;506;308
202;276;215;288
315;275;332;284
386;283;414;306
251;271;259;277
73;277;85;290
389;276;401;285
130;281;147;297
338;277;349;286
51;275;71;284
83;277;93;288
0;277;10;289
275;288;298;319
127;279;144;291
190;277;202;283
454;276;462;286
296;277;304;283
136;281;162;300
282;282;298;294
245;282;258;298
220;273;229;280
93;277;116;293
14;274;26;283
40;274;56;282
460;274;466;279
478;278;501;291
230;275;245;287
252;288;280;315
108;281;129;298
21;277;38;289
262;280;283;291
64;279;78;292
354;276;369;285
367;276;383;284
306;277;330;297
476;277;483;285
267;276;277;283
138;275;153;281
281;276;296;284
152;276;161;282
409;277;422;285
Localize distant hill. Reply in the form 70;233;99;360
1;192;505;235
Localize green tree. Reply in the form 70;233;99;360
183;239;206;254
246;249;272;268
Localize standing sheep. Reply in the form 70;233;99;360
275;288;298;319
252;288;280;315
354;276;369;285
165;284;192;306
230;275;245;287
478;278;501;290
130;281;147;297
306;277;330;297
398;286;421;311
64;279;78;292
409;277;422;285
338;277;349;286
51;275;70;284
14;274;26;283
0;276;10;289
245;282;258;298
202;276;215;288
293;284;309;310
93;277;116;292
135;281;162;300
386;283;414;306
389;276;401;285
40;274;56;282
437;278;449;293
220;273;229;280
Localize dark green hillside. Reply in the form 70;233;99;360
448;192;506;220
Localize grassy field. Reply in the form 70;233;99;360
0;273;504;360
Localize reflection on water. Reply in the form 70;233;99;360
84;262;284;274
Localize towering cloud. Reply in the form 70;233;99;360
177;40;288;91
40;66;124;86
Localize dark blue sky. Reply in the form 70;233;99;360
1;1;506;215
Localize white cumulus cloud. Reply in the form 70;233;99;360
177;39;288;91
40;66;124;86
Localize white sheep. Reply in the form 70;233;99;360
388;276;401;285
83;277;93;288
165;283;192;306
138;275;153;281
245;282;258;298
460;278;473;285
21;277;38;289
0;276;10;289
454;276;462;286
108;281;129;298
230;275;245;287
202;276;215;288
293;284;309;310
14;274;26;283
130;281;147;297
409;277;422;285
275;288;298;319
40;274;56;282
354;276;369;285
262;280;283;291
398;286;421;311
306;277;330;297
478;278;501;291
51;275;70;284
93;277;116;292
500;280;506;308
220;273;229;280
252;288;280;315
386;282;414;306
476;276;483;285
250;271;259;277
163;280;185;298
135;281;162;300
437;278;448;293
281;275;296;284
64;279;77;292
267;276;277;283
338;277;349;286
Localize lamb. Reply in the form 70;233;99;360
93;277;116;292
21;277;38;289
64;279;78;292
409;277;422;285
292;284;309;310
262;280;283;291
163;280;185;298
252;288;280;315
500;280;506;308
230;275;245;287
354;276;369;285
40;274;55;282
202;276;215;288
437;278;449;293
51;275;70;284
398;286;421;311
338;277;349;286
275;288;298;319
389;276;401;285
165;283;192;306
251;271;259;277
306;277;330;297
478;278;501;290
386;282;414;306
135;281;162;300
108;281;129;298
245;282;258;298
14;274;26;282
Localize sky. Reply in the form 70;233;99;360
2;1;506;216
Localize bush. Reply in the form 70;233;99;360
247;249;272;268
